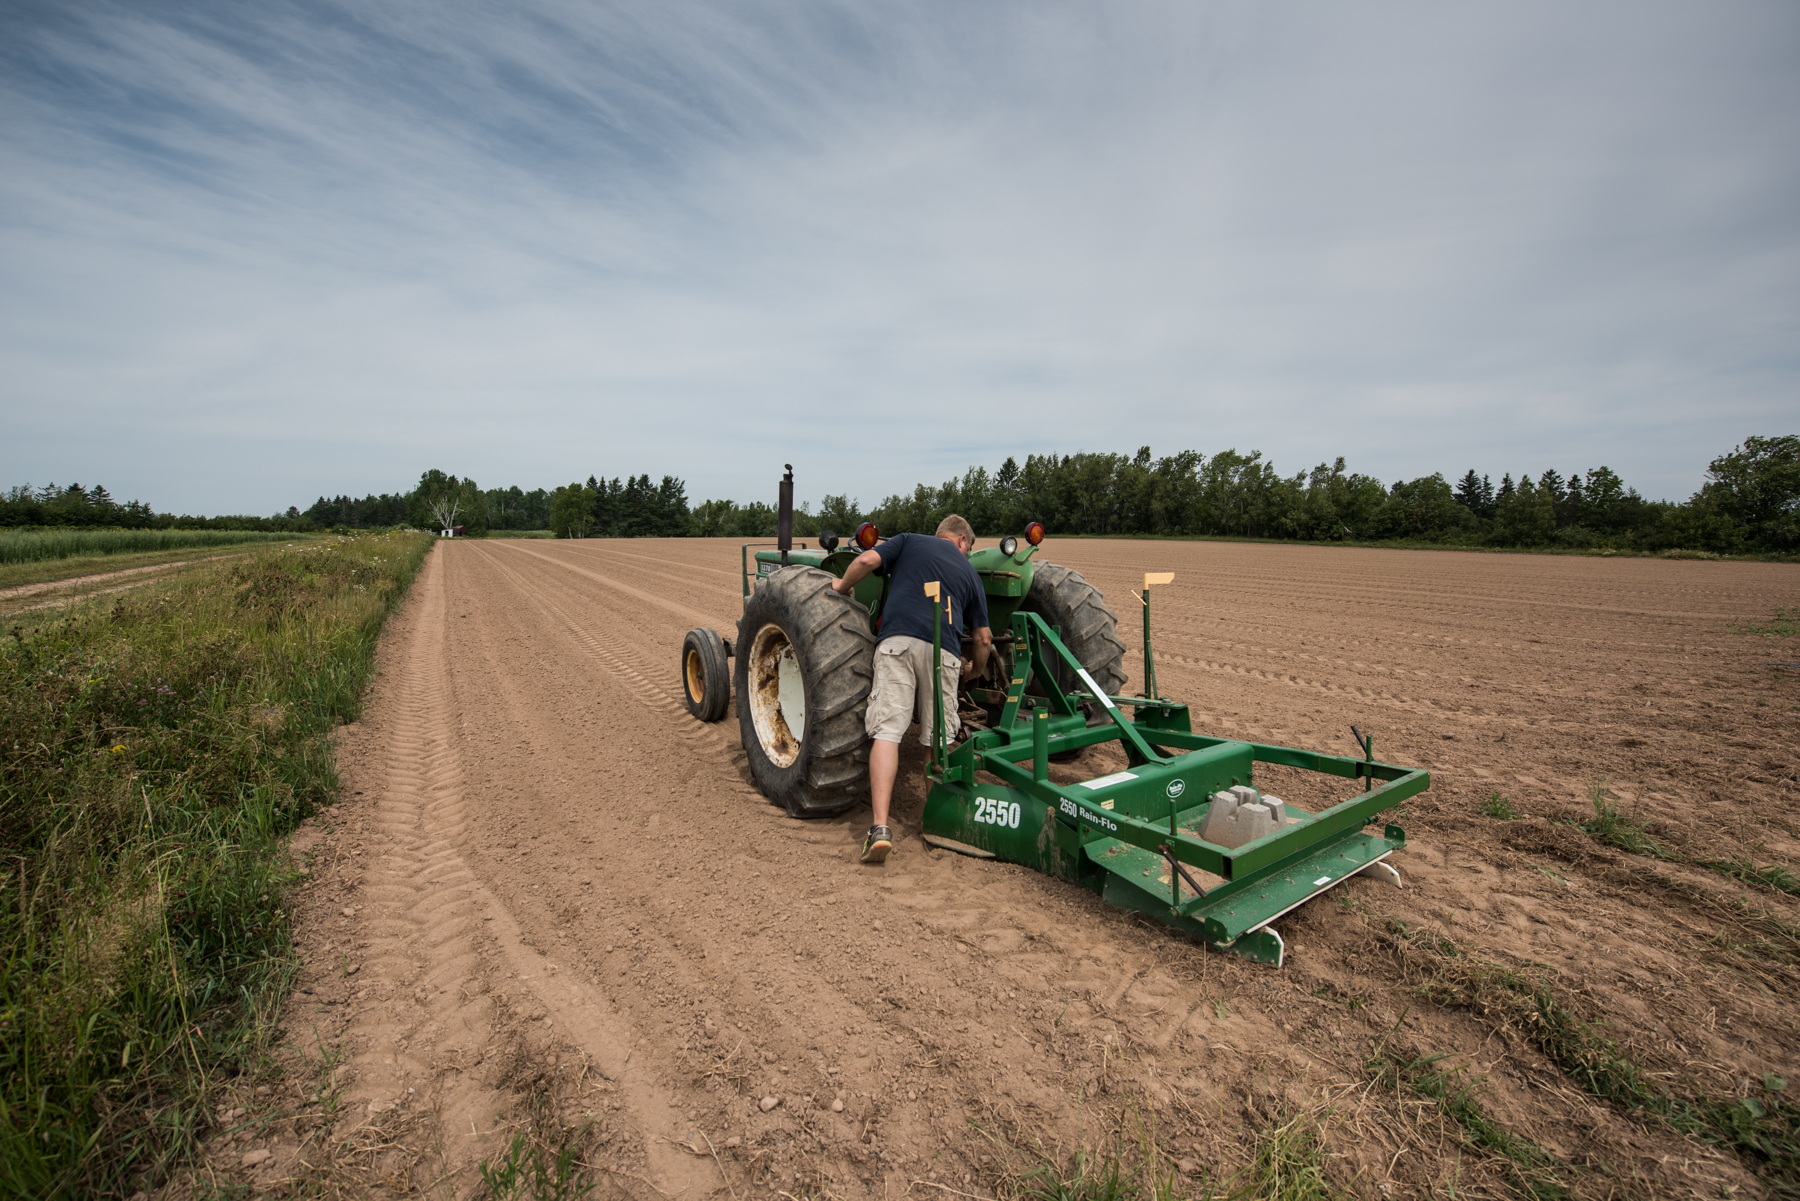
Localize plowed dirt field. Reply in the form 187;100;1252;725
226;539;1799;1199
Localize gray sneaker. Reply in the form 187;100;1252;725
860;825;892;865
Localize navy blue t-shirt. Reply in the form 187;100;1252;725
872;532;990;655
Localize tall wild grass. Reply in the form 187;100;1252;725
0;531;433;1195
0;528;302;566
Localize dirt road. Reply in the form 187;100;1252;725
240;539;1798;1198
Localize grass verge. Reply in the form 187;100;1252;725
1387;920;1800;1194
0;543;301;595
0;531;433;1196
0;527;305;567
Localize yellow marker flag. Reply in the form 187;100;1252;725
1144;572;1174;589
923;581;940;599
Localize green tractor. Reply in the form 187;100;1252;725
680;469;1427;966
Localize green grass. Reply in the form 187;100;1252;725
1394;923;1800;1194
1368;1051;1570;1200
1577;781;1666;858
1568;781;1800;903
0;527;304;567
0;531;432;1196
1696;854;1800;897
1016;1148;1156;1201
1008;1107;1344;1201
1236;1112;1351;1201
1481;791;1521;820
478;1130;595;1201
0;544;277;595
1734;607;1800;638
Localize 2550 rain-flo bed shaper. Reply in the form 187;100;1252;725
915;580;1427;967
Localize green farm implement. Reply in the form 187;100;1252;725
680;469;1428;966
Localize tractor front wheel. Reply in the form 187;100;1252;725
681;627;731;722
736;567;876;817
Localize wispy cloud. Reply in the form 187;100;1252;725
2;1;1795;513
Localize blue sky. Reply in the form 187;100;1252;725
2;1;1796;516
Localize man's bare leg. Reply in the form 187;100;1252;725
862;738;900;863
869;738;900;829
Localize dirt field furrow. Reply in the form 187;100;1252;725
238;537;1799;1199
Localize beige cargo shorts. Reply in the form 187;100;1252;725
865;635;961;747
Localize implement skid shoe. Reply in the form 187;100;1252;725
919;610;1428;968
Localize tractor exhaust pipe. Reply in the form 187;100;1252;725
778;464;794;566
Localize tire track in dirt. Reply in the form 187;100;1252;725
335;547;721;1198
471;542;752;773
494;540;726;628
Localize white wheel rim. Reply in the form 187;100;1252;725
748;624;805;767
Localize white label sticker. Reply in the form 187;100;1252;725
1313;876;1332;887
1075;667;1116;709
1081;771;1138;790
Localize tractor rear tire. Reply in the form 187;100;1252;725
736;567;876;818
1022;562;1129;730
681;627;731;723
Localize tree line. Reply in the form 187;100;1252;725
301;471;698;538
0;483;316;532
11;434;1794;555
843;435;1796;555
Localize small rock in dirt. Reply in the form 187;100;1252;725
724;1136;741;1149
759;1096;780;1112
240;1149;272;1168
872;921;882;931
345;964;359;975
830;1099;845;1113
1441;732;1454;740
341;907;354;917
1177;1159;1201;1177
255;1086;271;1096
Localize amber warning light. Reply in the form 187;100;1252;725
854;522;881;550
1024;520;1046;546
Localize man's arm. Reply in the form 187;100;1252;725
962;626;992;680
830;548;884;594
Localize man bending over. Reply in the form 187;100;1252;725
831;515;992;864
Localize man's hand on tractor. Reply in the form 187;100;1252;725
832;548;883;595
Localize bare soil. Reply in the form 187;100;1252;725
205;538;1800;1198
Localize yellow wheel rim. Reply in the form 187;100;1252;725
685;647;705;704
